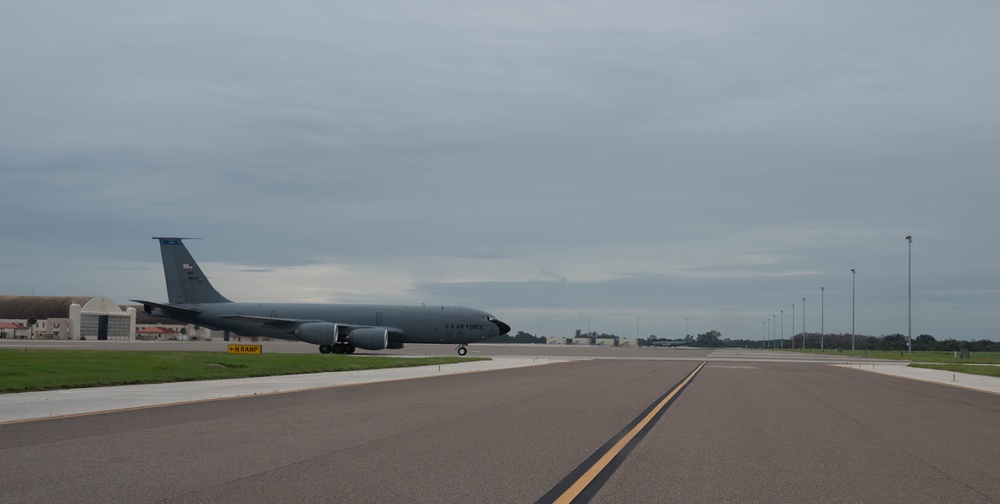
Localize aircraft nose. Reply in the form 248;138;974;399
492;318;511;336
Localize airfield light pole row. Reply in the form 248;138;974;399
767;235;912;354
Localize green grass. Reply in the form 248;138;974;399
781;349;1000;379
911;363;1000;378
0;349;484;393
785;349;1000;364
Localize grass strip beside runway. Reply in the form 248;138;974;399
791;349;1000;364
910;363;1000;378
0;349;482;393
787;349;1000;378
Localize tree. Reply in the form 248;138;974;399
913;334;937;351
695;330;723;347
940;339;960;352
883;334;907;351
26;316;37;339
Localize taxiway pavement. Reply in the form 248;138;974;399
0;356;566;424
2;345;999;503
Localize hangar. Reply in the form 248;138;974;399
0;296;138;340
0;296;239;341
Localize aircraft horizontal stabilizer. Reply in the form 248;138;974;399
131;300;202;316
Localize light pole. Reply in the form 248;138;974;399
772;314;776;349
686;317;689;339
792;304;795;350
802;297;806;350
763;321;766;349
780;310;784;349
636;316;639;342
820;287;825;351
851;269;856;351
907;235;913;355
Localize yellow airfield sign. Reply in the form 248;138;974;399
227;344;262;355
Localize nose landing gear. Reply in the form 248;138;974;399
457;345;468;356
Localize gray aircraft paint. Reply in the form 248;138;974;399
133;238;510;354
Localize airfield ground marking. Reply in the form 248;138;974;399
538;361;706;504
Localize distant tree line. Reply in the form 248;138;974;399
637;334;695;347
484;330;547;344
574;330;620;346
783;333;1000;352
486;329;1000;351
689;332;1000;351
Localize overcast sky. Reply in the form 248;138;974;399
2;1;998;342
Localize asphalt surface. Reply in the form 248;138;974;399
0;357;572;423
2;344;999;503
592;362;1000;503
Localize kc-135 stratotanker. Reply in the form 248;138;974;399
133;238;510;355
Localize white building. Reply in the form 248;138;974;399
0;296;135;340
0;295;245;342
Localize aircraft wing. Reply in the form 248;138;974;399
217;314;324;331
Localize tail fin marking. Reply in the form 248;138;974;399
154;237;232;304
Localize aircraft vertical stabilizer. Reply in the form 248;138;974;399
153;237;231;304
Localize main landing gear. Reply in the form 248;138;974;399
318;344;356;354
457;345;468;356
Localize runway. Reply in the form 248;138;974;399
2;345;999;503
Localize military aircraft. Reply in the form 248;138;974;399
650;340;690;347
133;238;510;355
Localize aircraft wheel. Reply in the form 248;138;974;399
346;345;356;354
457;346;468;356
319;345;331;354
332;345;344;354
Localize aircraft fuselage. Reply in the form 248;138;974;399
155;302;501;345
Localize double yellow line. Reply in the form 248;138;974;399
550;361;706;504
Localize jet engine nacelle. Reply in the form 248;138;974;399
296;322;338;346
351;328;389;351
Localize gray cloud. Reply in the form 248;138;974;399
1;1;998;340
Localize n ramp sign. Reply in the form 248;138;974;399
227;344;262;355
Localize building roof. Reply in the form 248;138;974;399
0;296;181;325
136;326;178;334
0;296;96;319
0;322;25;329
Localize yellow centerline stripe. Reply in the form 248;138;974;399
553;361;706;504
